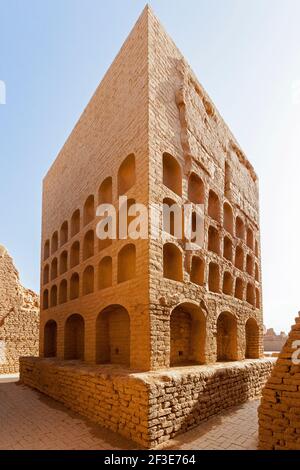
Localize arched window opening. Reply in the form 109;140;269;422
43;290;49;310
236;216;245;240
208;190;220;222
208;226;220;254
59;279;68;304
255;263;259;282
235;278;244;300
64;314;84;360
60;221;68;247
98;177;113;204
255;240;259;257
43;264;49;285
51;258;58;281
44;320;57;358
190;256;205;286
246;283;255;307
188;173;204;204
245;318;260;359
59;251;68;275
118;154;136;196
71;209;80;237
50;285;57;308
83;230;94;260
70;241;80;268
247;227;254;250
208;262;219;293
162;153;182;196
223;236;233;262
44;240;50;261
83;195;95;226
96;305;130;366
117;244;136;283
223;272;233;296
170;303;206;366
163;243;183;282
98;257;112;290
246;254;254;276
163;198;181;237
235;246;244;271
256;288;261;309
217;312;238;361
70;273;80;300
223;202;234;235
83;266;94;296
51;232;58;254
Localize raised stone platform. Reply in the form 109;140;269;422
20;357;274;448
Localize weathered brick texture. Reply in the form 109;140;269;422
38;5;264;372
0;245;39;374
21;357;273;448
258;314;300;450
20;6;271;448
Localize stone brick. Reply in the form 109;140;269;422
0;245;39;374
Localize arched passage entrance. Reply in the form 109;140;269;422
217;312;237;361
245;318;260;359
44;320;57;357
96;305;130;366
64;314;85;360
170;302;206;366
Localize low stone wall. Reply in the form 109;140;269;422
20;357;274;448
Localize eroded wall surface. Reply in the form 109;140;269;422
259;314;300;450
0;245;39;374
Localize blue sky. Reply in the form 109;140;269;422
0;0;300;332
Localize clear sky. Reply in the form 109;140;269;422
0;0;299;333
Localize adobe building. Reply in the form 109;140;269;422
0;245;39;374
259;313;300;450
20;6;274;447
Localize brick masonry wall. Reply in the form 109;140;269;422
40;9;151;370
147;7;263;369
20;357;274;448
0;246;39;374
258;314;300;450
40;6;264;372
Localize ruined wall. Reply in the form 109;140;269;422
259;314;300;450
0;245;39;374
20;357;274;448
264;328;287;352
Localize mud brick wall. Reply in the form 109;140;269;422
20;357;274;448
259;314;300;450
40;6;264;372
20;357;150;447
146;358;274;447
0;246;39;374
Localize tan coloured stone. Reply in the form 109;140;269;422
0;248;39;374
20;5;271;448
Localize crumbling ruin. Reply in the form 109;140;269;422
259;313;300;450
0;245;39;374
264;327;287;352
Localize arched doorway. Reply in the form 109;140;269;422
64;314;85;360
217;312;237;361
96;305;130;366
44;320;57;357
170;302;206;366
245;318;260;359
